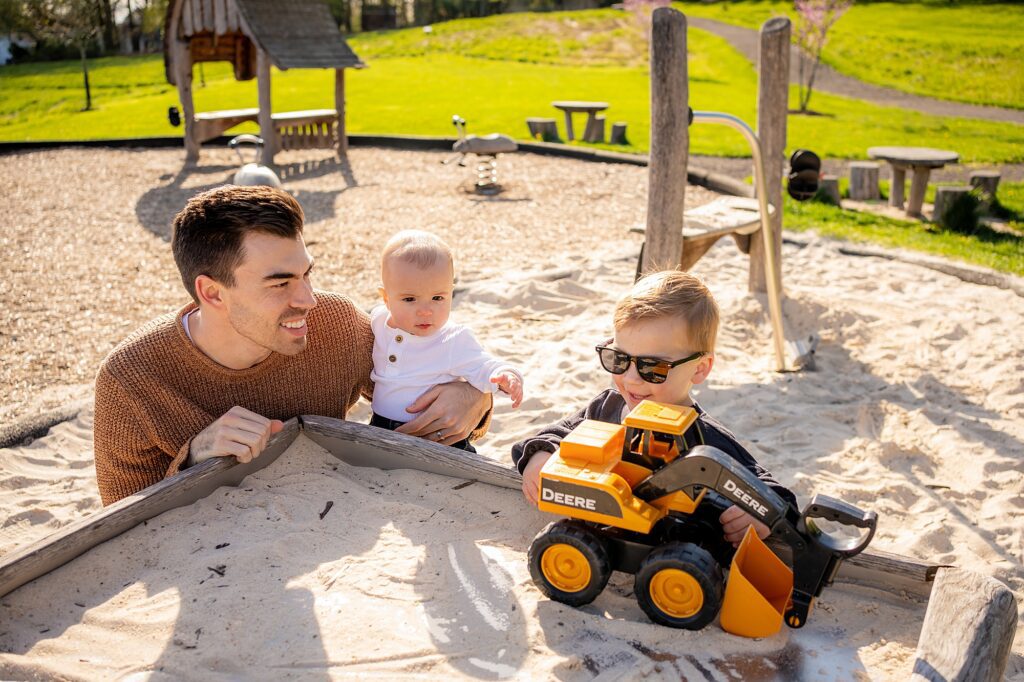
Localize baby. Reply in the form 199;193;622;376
370;230;523;451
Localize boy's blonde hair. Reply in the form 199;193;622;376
613;270;719;352
381;230;454;277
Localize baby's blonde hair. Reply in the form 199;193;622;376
613;270;719;352
381;230;454;278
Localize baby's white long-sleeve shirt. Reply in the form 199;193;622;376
369;305;521;423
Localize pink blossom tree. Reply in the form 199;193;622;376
623;0;671;43
794;0;852;113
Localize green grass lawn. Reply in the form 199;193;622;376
0;9;1020;274
1;11;1022;163
675;1;1024;110
786;192;1024;276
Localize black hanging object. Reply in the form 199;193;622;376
787;149;821;201
168;106;181;128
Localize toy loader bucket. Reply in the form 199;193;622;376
720;526;793;638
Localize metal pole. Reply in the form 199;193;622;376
692;111;787;371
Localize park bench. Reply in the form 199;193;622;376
193;108;340;154
630;195;774;271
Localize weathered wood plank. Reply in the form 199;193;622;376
750;16;788;295
213;0;228;35
181;0;194;35
300;415;520;490
335;69;347;156
910;566;1018;681
256;47;277;162
836;547;943;599
0;420;300;599
642;7;687;274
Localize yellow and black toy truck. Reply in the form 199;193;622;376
528;400;877;636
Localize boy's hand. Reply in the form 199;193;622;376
719;505;771;546
521;450;554;504
491;371;523;408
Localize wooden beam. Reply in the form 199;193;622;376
300;415;520;490
642;7;687;274
750;16;788;295
0;420;300;599
214;0;228;35
335;68;347;157
256;47;277;163
910;566;1018;681
170;37;199;163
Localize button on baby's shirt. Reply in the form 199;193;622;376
395;335;403;343
388;354;397;363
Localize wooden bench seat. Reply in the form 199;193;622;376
192;108;340;152
630;196;776;270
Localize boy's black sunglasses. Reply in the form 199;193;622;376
595;345;705;384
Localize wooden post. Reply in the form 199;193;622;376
910;567;1017;682
610;122;628;145
256;48;277;163
969;170;1000;210
335;68;347;157
849;161;880;200
750;16;789;294
933;185;971;226
643;7;688;275
819;174;841;205
172;38;199;163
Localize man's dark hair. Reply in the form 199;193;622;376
172;185;305;303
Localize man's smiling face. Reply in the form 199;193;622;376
219;232;318;358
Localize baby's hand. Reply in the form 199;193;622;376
719;505;771;547
491;371;523;408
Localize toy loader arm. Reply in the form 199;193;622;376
632;445;877;629
631;445;792;528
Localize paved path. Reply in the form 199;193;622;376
689;17;1024;125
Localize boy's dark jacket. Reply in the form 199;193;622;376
511;388;797;507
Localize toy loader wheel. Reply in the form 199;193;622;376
528;520;611;607
635;542;724;629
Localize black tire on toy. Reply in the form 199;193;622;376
528;519;612;607
634;542;724;629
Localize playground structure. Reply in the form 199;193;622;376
164;0;364;164
443;115;518;194
640;12;813;372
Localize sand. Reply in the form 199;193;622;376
1;147;1022;679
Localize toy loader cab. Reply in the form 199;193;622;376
528;400;878;635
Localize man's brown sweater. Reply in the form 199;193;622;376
94;292;375;505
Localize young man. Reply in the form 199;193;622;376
93;185;490;505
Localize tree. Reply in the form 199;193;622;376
623;0;671;44
793;0;851;113
25;0;101;110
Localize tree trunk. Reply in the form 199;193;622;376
79;43;92;111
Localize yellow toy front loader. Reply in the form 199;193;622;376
529;400;877;636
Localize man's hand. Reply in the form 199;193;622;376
189;406;284;466
521;450;554;504
490;371;523;408
396;381;489;446
719;504;771;546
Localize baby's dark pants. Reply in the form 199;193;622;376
370;413;477;453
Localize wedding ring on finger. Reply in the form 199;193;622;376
434;430;444;441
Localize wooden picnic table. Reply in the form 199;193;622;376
867;146;959;217
552;100;609;142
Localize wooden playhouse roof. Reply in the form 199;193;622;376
165;0;363;84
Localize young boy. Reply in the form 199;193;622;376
511;270;795;545
371;230;523;451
